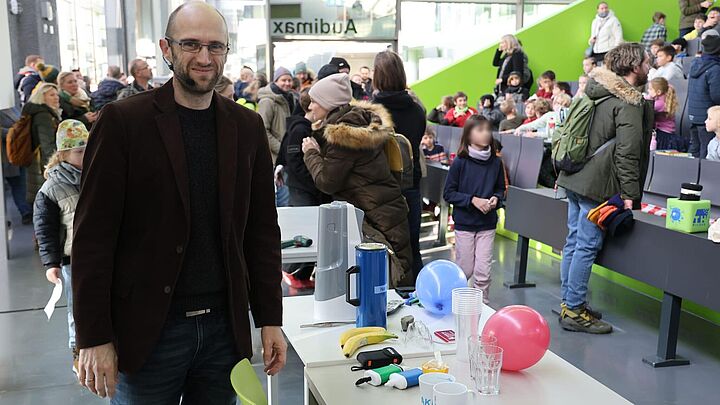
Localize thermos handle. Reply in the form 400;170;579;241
346;266;360;307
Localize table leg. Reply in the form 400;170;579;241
435;201;449;247
268;374;280;405
503;235;536;288
642;292;690;368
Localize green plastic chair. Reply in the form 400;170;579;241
230;358;268;405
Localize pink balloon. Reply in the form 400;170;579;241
482;305;551;371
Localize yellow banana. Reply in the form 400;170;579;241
342;332;398;358
339;327;387;348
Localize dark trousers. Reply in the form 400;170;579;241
403;187;423;282
5;168;32;217
689;125;715;159
111;310;239;405
655;129;688;152
288;187;326;207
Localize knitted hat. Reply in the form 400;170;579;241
295;62;307;75
309;73;352;111
273;66;292;82
56;119;89;151
36;63;59;84
317;64;340;81
606;209;634;237
702;32;720;56
329;57;350;71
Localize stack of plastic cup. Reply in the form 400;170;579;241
451;287;483;363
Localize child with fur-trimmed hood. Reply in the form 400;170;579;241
301;73;413;287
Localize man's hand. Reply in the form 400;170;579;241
623;199;634;210
302;137;320;154
46;267;61;284
78;342;118;398
701;1;713;9
261;326;287;376
495;78;503;85
590;37;597;44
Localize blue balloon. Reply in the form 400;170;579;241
415;260;468;315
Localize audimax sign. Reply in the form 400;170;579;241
269;0;396;40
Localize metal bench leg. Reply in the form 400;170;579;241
434;201;449;246
642;292;690;368
503;235;536;288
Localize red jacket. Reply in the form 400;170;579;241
535;89;553;99
444;107;477;128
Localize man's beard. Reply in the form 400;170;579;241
635;72;648;87
172;57;221;95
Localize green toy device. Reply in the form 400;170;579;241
666;198;711;234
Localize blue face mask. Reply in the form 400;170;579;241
597;11;609;18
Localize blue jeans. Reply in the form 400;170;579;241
403;187;423;281
5;168;32;216
112;311;239;405
61;264;75;349
560;190;605;309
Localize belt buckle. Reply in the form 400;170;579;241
185;309;211;318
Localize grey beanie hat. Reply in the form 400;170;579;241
703;32;720;56
309;73;352;111
273;66;292;82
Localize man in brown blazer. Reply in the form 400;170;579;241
71;2;286;402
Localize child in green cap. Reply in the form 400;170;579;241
32;119;89;375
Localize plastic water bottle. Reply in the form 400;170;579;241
547;116;556;140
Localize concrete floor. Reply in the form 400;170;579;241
1;205;720;404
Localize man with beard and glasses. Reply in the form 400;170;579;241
555;43;653;335
71;2;286;403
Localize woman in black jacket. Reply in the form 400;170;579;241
493;34;528;94
372;50;427;281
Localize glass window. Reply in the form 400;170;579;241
523;3;566;27
56;0;109;90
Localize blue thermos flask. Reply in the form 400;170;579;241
346;243;388;328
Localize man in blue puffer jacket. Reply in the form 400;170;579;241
90;65;127;111
688;33;720;158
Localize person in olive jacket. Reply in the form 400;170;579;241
302;73;413;287
23;82;62;204
556;43;653;335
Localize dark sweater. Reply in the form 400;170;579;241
173;103;226;311
443;154;506;232
373;91;426;188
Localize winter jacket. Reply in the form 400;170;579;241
257;84;292;163
557;67;654;205
373;90;427;188
427;107;447;124
234;80;250;101
679;0;710;30
351;81;368;100
479;107;505;130
651;94;676;134
648;62;686;91
22;102;60;203
443;154;505;232
116;81;153;100
688;55;720;125
303;101;413;287
14;68;41;106
589;10;624;54
282;115;330;202
444;107;477;128
91;78;126;110
33;162;81;269
493;49;527;92
59;90;92;129
504;85;529;102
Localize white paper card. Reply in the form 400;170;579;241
44;280;63;320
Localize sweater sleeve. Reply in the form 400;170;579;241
709;67;720;106
443;160;473;208
493;160;507;201
492;49;503;67
33;191;63;269
680;0;704;15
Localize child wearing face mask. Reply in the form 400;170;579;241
443;116;505;305
33;119;89;375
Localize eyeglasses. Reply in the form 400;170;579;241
165;37;230;55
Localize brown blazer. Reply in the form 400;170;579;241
71;80;282;373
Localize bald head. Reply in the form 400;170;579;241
164;1;228;40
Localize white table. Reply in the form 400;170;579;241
277;207;319;264
305;352;631;405
269;293;490;404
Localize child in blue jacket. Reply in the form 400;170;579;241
443;116;506;305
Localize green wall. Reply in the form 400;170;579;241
411;0;680;108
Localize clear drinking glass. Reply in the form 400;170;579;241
467;335;497;380
469;344;503;395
